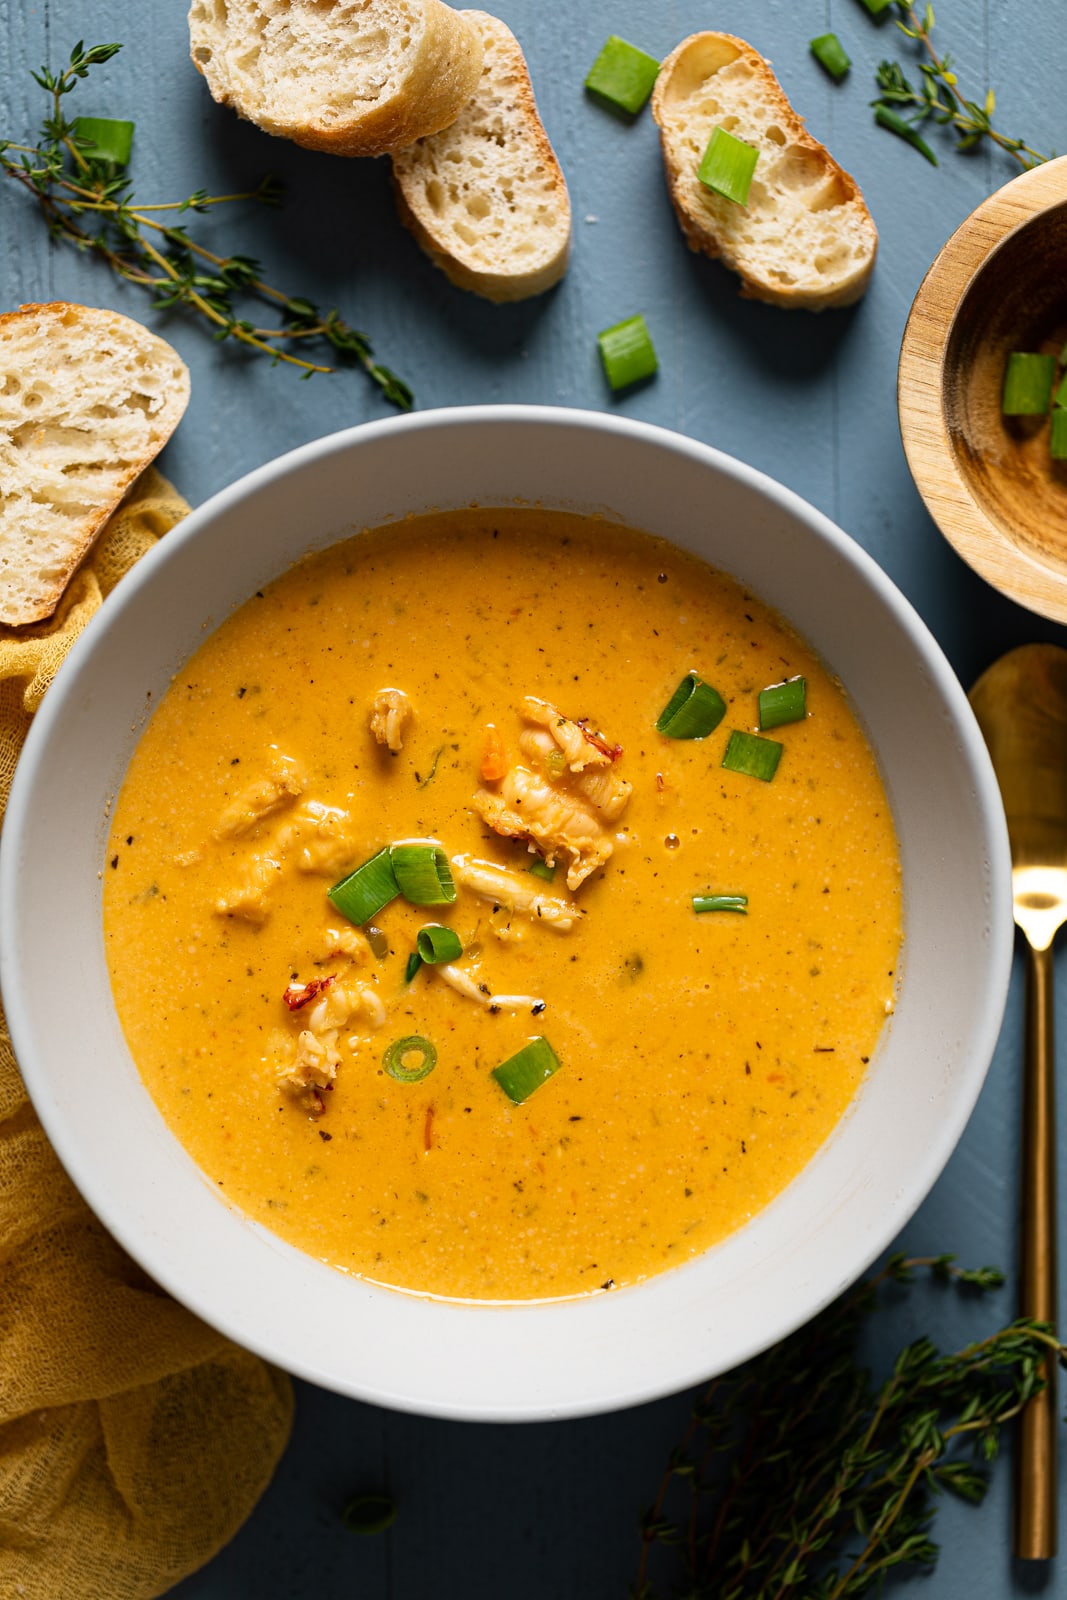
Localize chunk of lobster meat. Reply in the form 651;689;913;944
450;853;579;930
520;730;632;822
436;963;545;1014
304;975;387;1034
212;755;305;840
520;697;620;771
318;925;372;964
274;800;356;877
214;853;283;923
280;1027;340;1115
472;763;625;889
369;688;413;754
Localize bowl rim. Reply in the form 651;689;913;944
898;153;1067;623
0;404;1014;1420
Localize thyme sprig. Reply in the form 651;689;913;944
635;1254;1065;1599
870;4;1050;168
0;41;413;407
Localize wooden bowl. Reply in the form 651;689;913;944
899;156;1067;622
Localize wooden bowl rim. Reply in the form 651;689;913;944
898;154;1067;624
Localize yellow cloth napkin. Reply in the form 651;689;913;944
0;471;294;1600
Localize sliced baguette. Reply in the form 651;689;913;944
0;303;190;628
188;0;485;158
391;10;571;302
651;33;877;310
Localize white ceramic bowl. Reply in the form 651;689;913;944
0;407;1012;1421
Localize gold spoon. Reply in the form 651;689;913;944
970;643;1065;1560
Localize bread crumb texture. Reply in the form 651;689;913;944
188;0;485;157
652;33;877;310
0;303;189;627
391;11;571;301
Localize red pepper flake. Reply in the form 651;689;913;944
423;1104;435;1152
577;719;623;762
283;974;337;1011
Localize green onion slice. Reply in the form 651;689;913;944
759;676;807;730
383;1035;437;1083
390;842;457;906
585;35;660;115
492;1036;561;1104
416;923;463;964
1052;409;1067;461
403;950;423;984
809;34;851;81
71;115;134;165
698;127;759;206
1002;352;1056;416
693;893;748;915
329;847;399;925
722;729;783;782
656;672;726;739
597;314;658;392
528;856;557;882
341;1493;397;1535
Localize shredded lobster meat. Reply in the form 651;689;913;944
472;700;631;889
369;688;413;754
212;755;304;840
450;853;578;931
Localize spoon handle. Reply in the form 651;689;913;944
1014;937;1058;1560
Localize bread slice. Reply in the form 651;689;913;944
651;33;877;310
188;0;485;158
0;303;190;628
391;10;571;302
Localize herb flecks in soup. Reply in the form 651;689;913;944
104;510;901;1302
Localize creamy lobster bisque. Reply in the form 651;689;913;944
104;509;901;1301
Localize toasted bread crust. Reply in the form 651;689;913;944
652;33;877;310
0;303;189;627
188;0;485;158
391;11;571;301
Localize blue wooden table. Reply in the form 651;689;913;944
4;1;1066;1594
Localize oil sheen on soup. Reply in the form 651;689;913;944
104;509;902;1302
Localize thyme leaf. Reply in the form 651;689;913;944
635;1254;1065;1598
867;4;1051;168
1;41;413;408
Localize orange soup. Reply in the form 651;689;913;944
103;509;901;1300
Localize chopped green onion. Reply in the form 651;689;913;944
693;894;748;915
597;314;658;392
383;1035;437;1083
329;847;399;925
416;923;463;964
873;105;937;165
810;34;851;81
1002;352;1056;415
341;1493;397;1535
759;676;807;730
390;842;456;906
585;35;660;115
403;950;423;984
722;730;783;782
71;115;134;165
365;924;390;960
656;672;726;739
698;127;759;206
528;857;557;882
492;1036;561;1104
1051;409;1067;461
